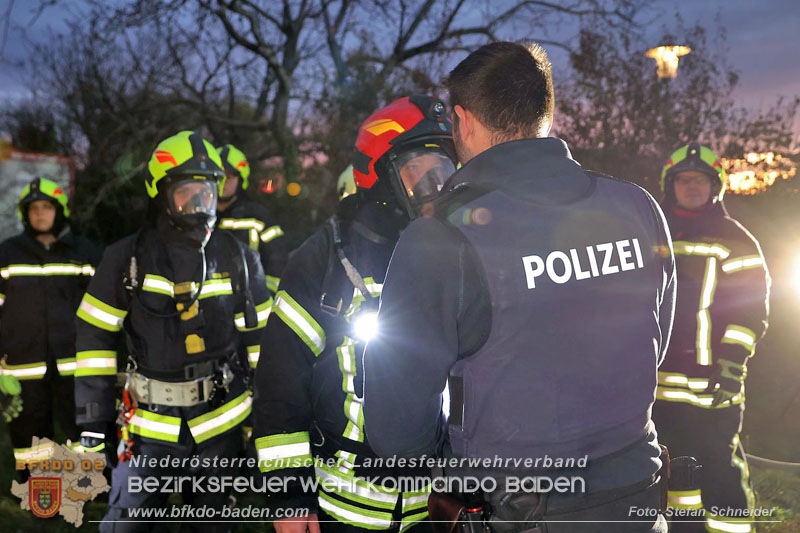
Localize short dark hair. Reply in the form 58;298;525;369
444;41;554;141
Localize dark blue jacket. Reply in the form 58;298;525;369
363;138;676;491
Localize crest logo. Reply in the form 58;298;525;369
30;478;61;518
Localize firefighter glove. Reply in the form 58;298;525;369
705;358;746;407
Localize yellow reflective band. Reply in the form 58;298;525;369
188;390;252;443
656;386;744;408
402;490;431;513
234;298;272;331
56;357;77;376
219;218;265;232
199;279;233;298
318;491;394;530
247;345;260;368
142;275;174;296
667;489;703;509
705;515;753;533
77;293;127;332
400;512;429;531
255;431;313;472
721;325;756;351
0;263;95;278
2;362;48;380
0;292;4;306
266;275;280;293
260;225;284;243
696;257;717;365
316;463;399;509
14;441;56;462
338;337;364;443
657;371;709;391
672;241;731;260
129;409;182;442
274;291;325;355
75;350;117;377
721;255;764;274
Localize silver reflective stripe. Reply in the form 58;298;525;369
188;394;252;442
261;225;284;243
57;360;77;374
318;492;394;529
316;466;398;506
721;255;764;273
142;276;174;296
79;300;126;329
234;305;270;328
705;517;752;533
3;364;47;378
1;264;93;277
722;326;756;350
129;414;181;438
696;257;717;366
258;442;311;463
220;218;265;231
247;345;260;367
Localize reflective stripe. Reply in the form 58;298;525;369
721;255;764;274
56;357;77;376
75;350;117;377
2;362;48;380
82;431;105;440
219;218;265;232
247;345;260;368
0;263;95;278
316;463;399;509
142;275;174;296
188;390;252;443
400;512;429;531
255;431;313;472
696;257;717;365
260;225;284;243
273;291;325;355
318;491;394;530
731;434;755;511
77;293;127;332
657;371;709;391
705;515;753;533
14;441;56;462
142;276;233;299
721;325;756;351
266;275;280;293
129;409;182;442
199;279;233;298
345;277;383;320
0;293;5;306
235;298;272;331
667;489;702;509
656;386;743;408
672;241;731;260
338;337;364;442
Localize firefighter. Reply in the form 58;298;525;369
652;143;769;533
363;42;675;532
216;144;287;298
0;177;100;470
75;131;271;531
252;96;457;532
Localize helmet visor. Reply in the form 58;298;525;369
167;179;218;217
393;150;456;207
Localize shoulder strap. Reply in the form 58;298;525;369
319;216;374;317
220;230;258;329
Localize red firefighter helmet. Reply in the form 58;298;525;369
352;95;457;217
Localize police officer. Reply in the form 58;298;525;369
652;143;769;533
216;144;287;298
0;177;99;468
252;96;457;532
363;42;675;532
75;131;271;530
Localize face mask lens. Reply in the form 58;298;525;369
395;151;455;205
170;179;218;216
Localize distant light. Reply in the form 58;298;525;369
287;182;301;197
353;311;379;342
646;45;691;78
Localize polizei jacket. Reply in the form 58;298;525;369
656;202;769;409
74;225;271;445
364;138;677;492
0;230;99;380
252;201;430;529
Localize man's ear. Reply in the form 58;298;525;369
454;105;473;142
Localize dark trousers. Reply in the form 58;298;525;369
100;424;240;533
486;475;668;533
652;401;754;533
8;369;80;453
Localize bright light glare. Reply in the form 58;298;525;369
353;311;379;342
793;254;800;297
